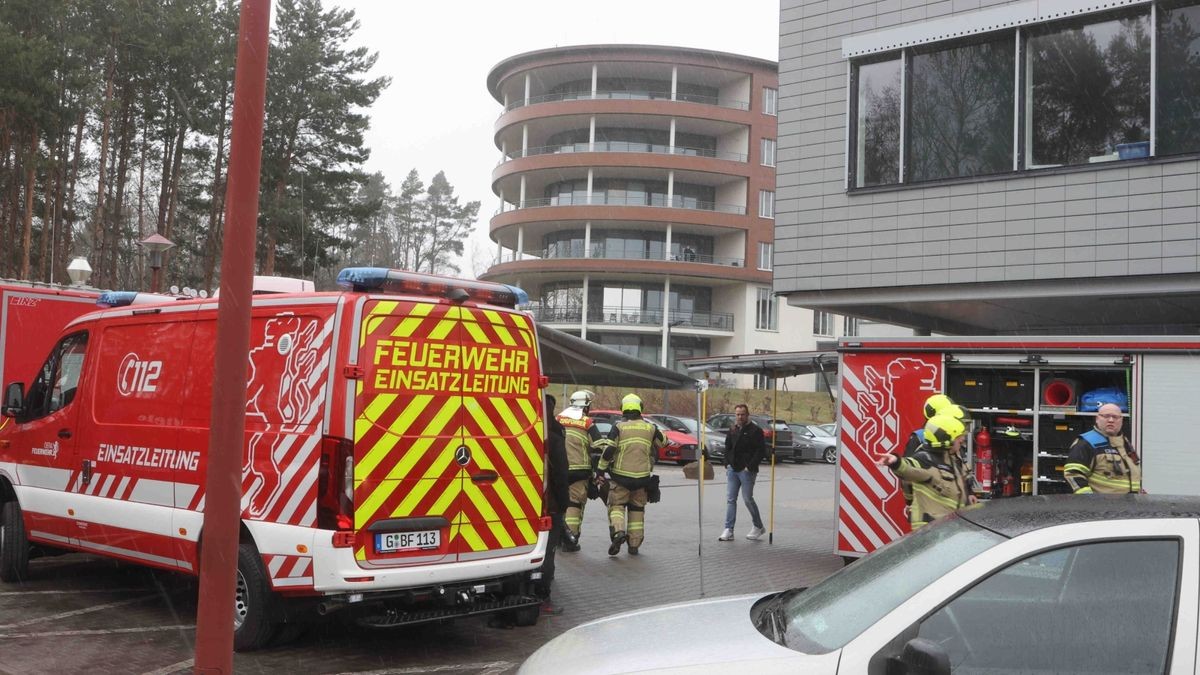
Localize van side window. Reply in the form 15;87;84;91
25;331;88;420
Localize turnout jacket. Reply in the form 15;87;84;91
601;415;663;488
1064;428;1141;494
558;413;605;480
890;446;971;529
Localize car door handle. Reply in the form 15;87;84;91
470;471;499;483
58;428;72;439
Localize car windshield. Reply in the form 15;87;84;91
780;515;1004;653
808;425;834;439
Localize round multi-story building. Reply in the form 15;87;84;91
484;45;782;372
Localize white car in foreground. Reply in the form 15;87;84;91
520;495;1199;674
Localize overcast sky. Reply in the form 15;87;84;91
332;0;780;276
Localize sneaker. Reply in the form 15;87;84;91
718;528;734;541
746;526;766;541
608;531;627;556
540;601;564;616
627;545;639;555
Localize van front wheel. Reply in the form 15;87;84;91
0;501;29;583
234;541;281;651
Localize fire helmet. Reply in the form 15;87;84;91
922;393;955;420
621;393;643;413
569;389;595;408
924;414;967;449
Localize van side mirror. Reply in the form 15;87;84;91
2;382;25;418
891;638;951;675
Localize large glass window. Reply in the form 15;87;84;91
763;87;778;115
908;38;1015;181
24;331;88;419
1026;14;1151;167
759;190;775;219
758;242;773;271
1157;2;1200;155
813;310;835;336
761;138;777;166
756;287;777;330
855;59;902;187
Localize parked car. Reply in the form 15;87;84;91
589;410;698;465
520;495;1199;674
645;414;724;461
789;423;837;464
817;422;836;436
707;413;793;454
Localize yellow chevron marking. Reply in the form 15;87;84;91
362;301;399;342
356;411;459;526
481;310;518;346
464;401;540;508
382;397;460;478
429;317;457;341
488;397;543;483
463;481;515;549
354;393;433;480
463;435;533;522
390;302;434;339
355;547;366;561
461;316;489;345
456;521;487;552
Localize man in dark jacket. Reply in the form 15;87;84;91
719;404;766;542
538;394;570;615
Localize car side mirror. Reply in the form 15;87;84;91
3;382;25;418
892;638;951;675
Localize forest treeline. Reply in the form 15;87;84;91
0;0;477;291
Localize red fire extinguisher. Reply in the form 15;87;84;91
974;427;993;496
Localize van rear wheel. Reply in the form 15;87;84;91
0;501;30;583
234;541;281;651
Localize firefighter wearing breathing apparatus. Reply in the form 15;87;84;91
556;389;608;551
877;413;974;529
598;393;664;556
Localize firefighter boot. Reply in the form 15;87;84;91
561;531;580;552
608;531;627;556
627;545;639;555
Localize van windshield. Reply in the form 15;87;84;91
781;515;1004;653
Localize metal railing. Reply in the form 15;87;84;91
501;142;746;163
523;304;735;331
503;90;750;112
497;195;746;215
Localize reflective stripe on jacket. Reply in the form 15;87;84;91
559;414;601;473
892;448;970;529
1064;429;1141;495
601;418;661;480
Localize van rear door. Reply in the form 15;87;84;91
352;299;544;567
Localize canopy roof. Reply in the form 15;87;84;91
538;326;697;389
683;350;839;379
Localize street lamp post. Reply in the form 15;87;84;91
66;257;92;286
663;318;686;413
138;233;175;293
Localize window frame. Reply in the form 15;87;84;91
758;241;774;272
758;189;775;219
755;286;778;331
763;87;778;116
761;137;777;167
846;4;1171;191
813;310;834;337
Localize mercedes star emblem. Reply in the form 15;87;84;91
455;446;471;466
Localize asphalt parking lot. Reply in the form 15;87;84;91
0;461;843;674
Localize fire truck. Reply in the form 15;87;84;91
834;336;1200;560
0;268;550;649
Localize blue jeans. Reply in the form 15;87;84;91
725;467;763;530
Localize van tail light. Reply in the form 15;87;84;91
319;435;354;529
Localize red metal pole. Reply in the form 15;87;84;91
194;1;271;672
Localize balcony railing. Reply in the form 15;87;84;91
501;142;747;163
497;195;746;216
524;304;735;331
503;89;750;112
491;249;746;267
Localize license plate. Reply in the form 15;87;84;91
375;529;440;553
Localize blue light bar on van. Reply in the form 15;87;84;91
96;291;173;308
336;267;529;307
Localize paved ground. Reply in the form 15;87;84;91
0;461;843;674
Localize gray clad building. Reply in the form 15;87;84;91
776;0;1200;334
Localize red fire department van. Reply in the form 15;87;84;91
834;336;1200;560
0;268;549;649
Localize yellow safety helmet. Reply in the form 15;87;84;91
924;414;966;449
944;404;972;424
923;393;955;420
621;393;643;413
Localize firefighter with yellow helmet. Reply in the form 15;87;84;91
556;389;608;551
876;413;974;529
598;393;664;556
900;393;966;506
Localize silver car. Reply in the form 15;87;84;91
519;495;1200;674
788;422;837;464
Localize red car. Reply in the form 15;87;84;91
588;410;699;465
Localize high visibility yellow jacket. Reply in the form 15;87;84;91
600;416;663;485
558;414;604;478
891;447;970;529
1064;429;1141;494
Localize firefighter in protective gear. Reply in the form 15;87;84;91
599;393;664;556
556;389;606;551
901;394;963;507
1064;402;1141;494
877;413;973;529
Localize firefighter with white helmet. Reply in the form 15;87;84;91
555;389;606;551
876;413;974;529
598;393;664;556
